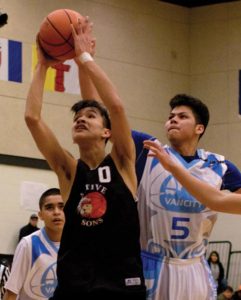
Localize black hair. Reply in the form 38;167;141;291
225;286;234;292
208;250;220;263
169;94;209;138
39;188;61;209
71;99;111;130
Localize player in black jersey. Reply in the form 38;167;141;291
25;17;146;300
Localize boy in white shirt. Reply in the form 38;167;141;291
4;188;65;300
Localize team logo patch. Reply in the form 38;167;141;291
26;258;57;298
149;171;205;213
78;192;107;219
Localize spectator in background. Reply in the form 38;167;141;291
18;213;39;241
232;285;241;300
217;286;233;300
208;251;226;294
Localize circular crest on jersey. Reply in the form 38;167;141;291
29;260;57;298
150;172;205;213
79;192;107;219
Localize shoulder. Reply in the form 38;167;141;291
132;130;155;143
198;149;225;161
224;159;241;179
19;224;28;231
218;261;224;269
225;159;241;173
15;230;42;258
21;229;40;244
222;159;241;191
17;235;31;249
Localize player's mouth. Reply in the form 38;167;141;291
168;126;179;132
76;124;87;131
53;218;64;224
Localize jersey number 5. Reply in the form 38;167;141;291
171;217;190;239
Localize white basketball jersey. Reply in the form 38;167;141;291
137;141;227;259
5;228;59;300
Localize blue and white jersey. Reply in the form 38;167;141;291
132;130;241;259
5;228;59;300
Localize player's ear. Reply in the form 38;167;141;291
196;124;204;135
102;128;111;139
38;211;44;221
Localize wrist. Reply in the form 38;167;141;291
78;52;94;64
36;62;48;72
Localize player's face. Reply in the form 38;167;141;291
39;195;65;232
72;107;110;144
165;105;204;146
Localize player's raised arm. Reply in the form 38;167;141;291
74;17;101;101
71;20;135;165
25;42;76;200
143;140;241;214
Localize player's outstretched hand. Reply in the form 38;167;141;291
71;16;94;59
143;140;174;172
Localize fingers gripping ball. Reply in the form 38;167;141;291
38;9;85;61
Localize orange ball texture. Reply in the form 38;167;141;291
38;9;85;61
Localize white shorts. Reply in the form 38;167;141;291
141;251;217;300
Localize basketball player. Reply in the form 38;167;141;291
4;188;65;300
70;21;241;299
132;94;241;300
25;18;146;300
143;139;241;215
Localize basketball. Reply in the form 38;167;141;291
38;9;85;61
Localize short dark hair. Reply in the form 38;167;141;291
169;94;210;138
71;99;111;130
39;188;61;209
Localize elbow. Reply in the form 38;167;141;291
109;98;125;114
24;113;40;128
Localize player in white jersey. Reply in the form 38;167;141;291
4;188;65;300
132;94;241;300
143;139;241;215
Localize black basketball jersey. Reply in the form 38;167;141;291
53;155;146;298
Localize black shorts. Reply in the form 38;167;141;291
49;289;146;300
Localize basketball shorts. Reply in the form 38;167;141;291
141;250;217;300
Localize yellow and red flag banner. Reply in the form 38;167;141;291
31;45;80;95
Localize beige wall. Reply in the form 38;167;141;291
0;0;240;253
189;2;241;251
0;165;58;253
0;0;190;160
190;2;241;168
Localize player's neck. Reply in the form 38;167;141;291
79;147;106;169
171;141;198;156
44;227;62;242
